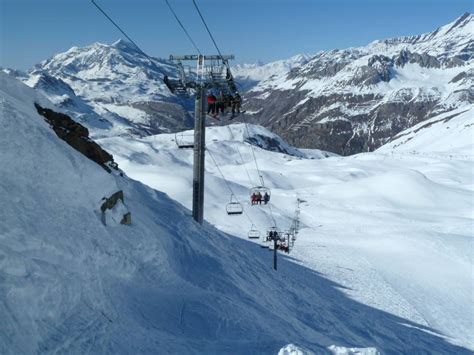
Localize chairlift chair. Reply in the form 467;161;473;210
250;186;271;205
175;132;194;149
266;226;280;241
250;186;271;196
207;60;227;84
248;225;261;239
226;194;243;215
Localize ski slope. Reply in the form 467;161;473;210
98;119;474;351
1;72;472;353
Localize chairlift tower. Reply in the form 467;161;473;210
165;54;236;224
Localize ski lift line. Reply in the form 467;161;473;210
90;0;166;77
206;148;256;226
191;0;224;62
206;148;236;196
208;146;271;229
191;0;238;86
164;0;202;55
267;201;279;229
225;125;256;187
244;123;265;187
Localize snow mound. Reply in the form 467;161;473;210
319;168;472;211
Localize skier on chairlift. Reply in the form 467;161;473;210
216;91;226;115
251;192;257;205
263;191;270;205
207;93;217;117
230;92;241;119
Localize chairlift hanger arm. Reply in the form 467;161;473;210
170;55;234;61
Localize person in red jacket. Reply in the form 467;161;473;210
207;94;217;117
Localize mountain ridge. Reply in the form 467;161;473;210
6;12;473;154
237;13;473;154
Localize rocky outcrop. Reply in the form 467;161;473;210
395;50;441;68
100;190;131;226
35;103;116;172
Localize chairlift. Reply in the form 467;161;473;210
250;186;271;205
226;194;243;215
266;226;281;241
175;131;194;149
206;60;227;83
248;224;261;239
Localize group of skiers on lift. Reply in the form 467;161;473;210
207;91;241;119
251;191;270;205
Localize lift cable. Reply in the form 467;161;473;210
244;123;265;187
165;0;202;55
191;0;238;89
191;0;225;61
206;148;258;227
189;1;276;230
225;125;256;187
91;0;166;76
242;123;282;229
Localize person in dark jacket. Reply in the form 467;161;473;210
231;92;242;117
263;192;270;205
216;91;226;115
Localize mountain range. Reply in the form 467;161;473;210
237;12;473;154
3;13;473;154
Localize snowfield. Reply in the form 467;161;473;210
1;72;473;354
98;111;474;351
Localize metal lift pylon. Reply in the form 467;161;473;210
165;54;236;224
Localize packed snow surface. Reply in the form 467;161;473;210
99;117;474;351
1;72;472;353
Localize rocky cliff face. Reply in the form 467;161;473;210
237;13;474;155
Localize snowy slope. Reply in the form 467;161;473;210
1;73;471;354
232;54;312;91
377;106;474;157
98;120;474;351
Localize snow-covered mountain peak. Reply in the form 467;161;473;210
27;40;193;138
368;13;473;60
110;38;138;50
232;53;313;90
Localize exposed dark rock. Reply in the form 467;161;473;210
445;56;468;68
100;190;132;226
34;103;115;172
395;50;441;68
100;190;124;213
450;71;468;83
121;212;132;225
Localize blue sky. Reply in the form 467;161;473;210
0;0;472;70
